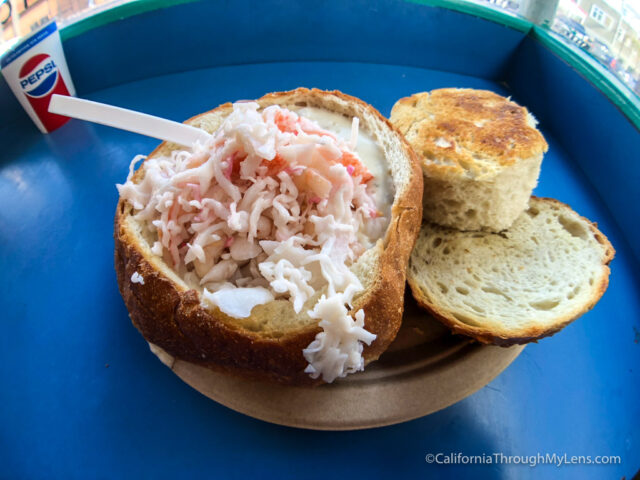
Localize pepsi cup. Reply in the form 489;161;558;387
1;22;75;133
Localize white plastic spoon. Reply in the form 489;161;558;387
48;94;211;147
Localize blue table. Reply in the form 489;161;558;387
1;1;638;478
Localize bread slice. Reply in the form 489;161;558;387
407;197;614;345
114;88;423;385
390;89;548;232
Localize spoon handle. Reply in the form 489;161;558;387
49;94;210;147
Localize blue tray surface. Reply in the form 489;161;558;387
1;62;639;480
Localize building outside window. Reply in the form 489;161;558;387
1;0;118;47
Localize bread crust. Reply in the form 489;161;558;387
115;88;423;385
390;88;548;180
407;197;614;346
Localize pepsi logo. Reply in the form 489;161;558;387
19;53;58;98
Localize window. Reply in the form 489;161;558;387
615;26;626;43
590;5;609;26
0;0;116;47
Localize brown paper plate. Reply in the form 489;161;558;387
149;294;524;430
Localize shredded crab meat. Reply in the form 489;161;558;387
117;102;388;382
130;271;145;285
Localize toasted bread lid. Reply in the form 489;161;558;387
390;88;548;180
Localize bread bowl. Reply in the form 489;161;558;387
114;88;423;385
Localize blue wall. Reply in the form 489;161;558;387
1;0;526;130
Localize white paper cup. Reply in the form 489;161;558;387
1;21;76;133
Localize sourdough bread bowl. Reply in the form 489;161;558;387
115;88;423;386
391;88;548;232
